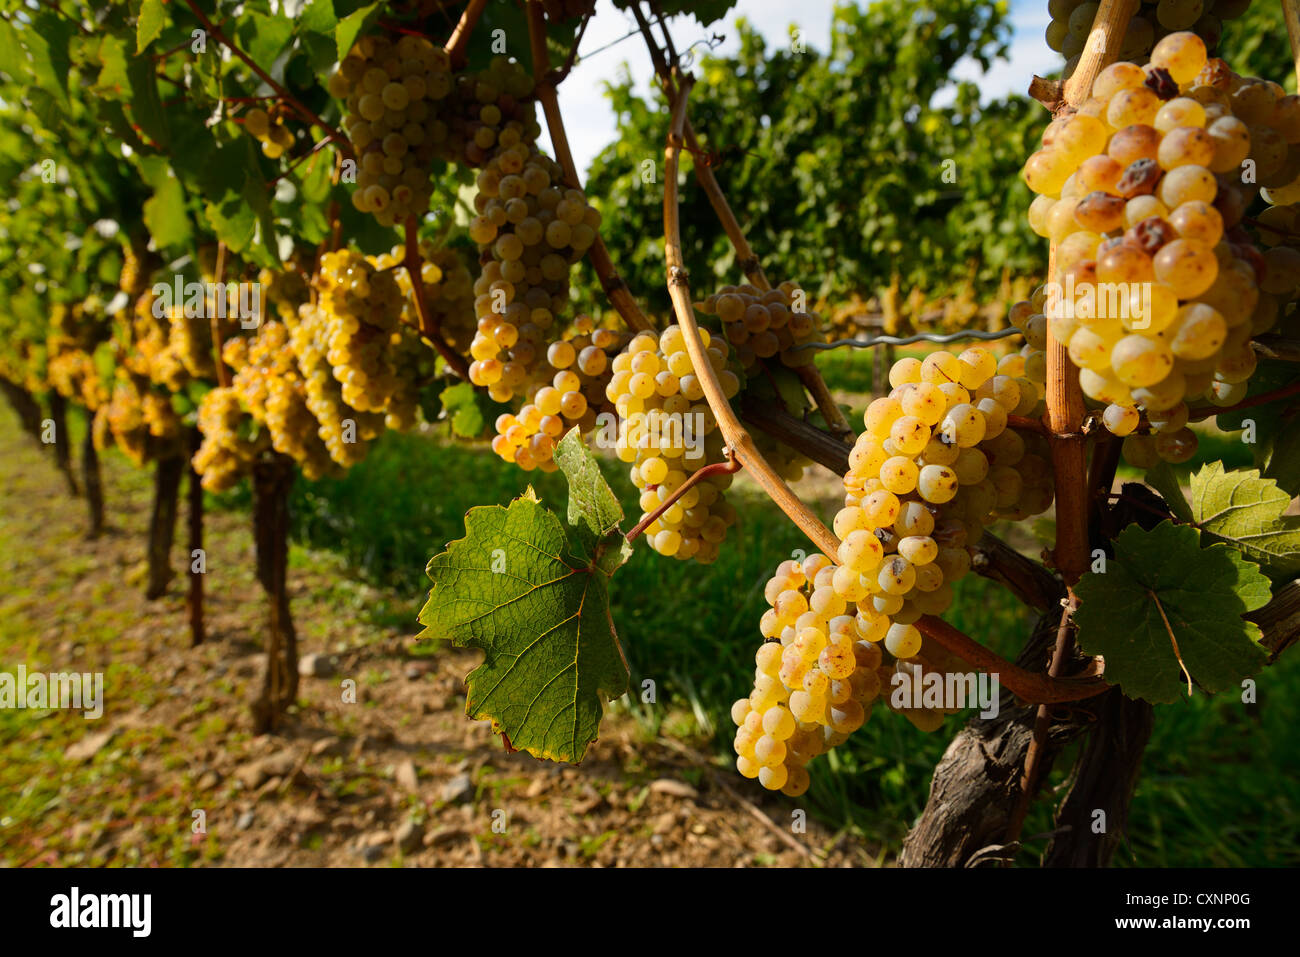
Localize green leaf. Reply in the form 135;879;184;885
0;18;25;80
126;52;169;149
439;381;483;437
335;3;378;61
299;0;339;37
238;12;295;71
417;490;630;762
1190;462;1300;581
137;0;166;54
1145;460;1193;524
23;13;74;110
142;169;192;250
1262;415;1300;498
553;429;631;575
94;34;131;96
205;188;258;254
1074;521;1270;704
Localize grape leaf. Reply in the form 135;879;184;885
1144;460;1193;524
298;0;339;37
1190;462;1300;581
137;0;166;54
0;18;23;80
1074;521;1270;704
439;381;483;438
554;429;630;575
142;169;192;250
335;3;378;61
417;436;631;763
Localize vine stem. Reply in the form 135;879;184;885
525;1;655;334
1008;0;1134;850
211;242;231;388
625;449;741;543
631;4;853;440
181;0;352;159
1284;0;1300;90
916;612;1108;704
445;0;488;68
403;216;469;379
662;74;840;560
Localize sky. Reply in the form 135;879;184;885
539;0;1058;175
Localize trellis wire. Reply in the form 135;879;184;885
790;328;1027;352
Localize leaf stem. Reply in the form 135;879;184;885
625;449;741;543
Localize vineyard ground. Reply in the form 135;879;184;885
0;416;880;868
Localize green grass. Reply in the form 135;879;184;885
213;424;1300;864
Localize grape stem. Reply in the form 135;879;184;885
1187;380;1300;421
624;449;741;544
402;216;470;379
210;242;231;389
1006;0;1135;852
525;1;657;335
180;0;353;160
632;2;854;441
1007;413;1048;435
662;73;842;560
444;0;488;69
1283;0;1300;91
916;611;1108;704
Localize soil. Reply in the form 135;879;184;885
0;423;877;868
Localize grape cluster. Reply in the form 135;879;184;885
732;347;1055;795
223;321;336;481
166;304;217;381
123;293;188;393
606;326;743;563
730;554;882;796
291;298;386;469
192;386;270;492
465;144;600;399
311;248;408;414
242;106;296;160
104;370;154;467
333;34;454;226
490;315;613;470
1022;33;1271;466
1046;0;1252;79
695;282;822;369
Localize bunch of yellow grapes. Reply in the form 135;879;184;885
1022;32;1273;467
695;281;823;369
733;346;1056;796
1045;0;1252;80
608;325;743;563
489;315;614;471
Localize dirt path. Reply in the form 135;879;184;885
0;422;875;867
